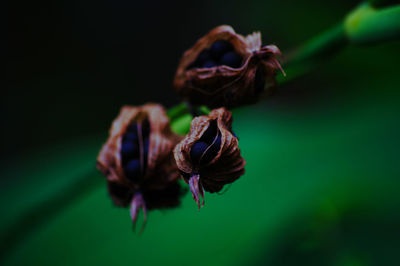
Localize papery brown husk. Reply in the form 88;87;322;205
97;103;184;228
174;108;246;207
97;103;181;189
173;25;283;109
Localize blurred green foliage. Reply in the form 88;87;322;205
2;0;400;265
345;2;400;44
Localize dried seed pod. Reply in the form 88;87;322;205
97;103;185;231
173;25;284;109
173;108;246;208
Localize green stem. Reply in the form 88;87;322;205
345;3;400;44
279;2;400;84
167;102;189;121
278;23;348;85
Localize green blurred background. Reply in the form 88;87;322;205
2;0;400;265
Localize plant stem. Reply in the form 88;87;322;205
167;102;189;121
345;3;400;44
277;23;348;85
279;2;400;83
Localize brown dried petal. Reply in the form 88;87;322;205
173;108;246;208
97;103;184;228
173;25;284;109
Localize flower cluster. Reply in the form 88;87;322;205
97;25;283;229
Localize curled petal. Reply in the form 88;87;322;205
130;192;147;233
189;174;205;210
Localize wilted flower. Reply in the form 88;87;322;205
173;108;246;208
173;25;284;109
97;104;185;231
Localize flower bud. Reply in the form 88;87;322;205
174;25;284;109
173;108;246;208
97;104;185;230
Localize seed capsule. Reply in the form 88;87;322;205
173;108;246;208
174;25;284;109
97;104;185;231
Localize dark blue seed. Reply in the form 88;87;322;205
123;132;138;142
190;141;209;163
197;49;211;64
125;159;141;181
121;141;139;158
220;51;242;68
210;40;233;60
188;50;212;69
127;123;138;133
203;60;217;68
202;135;222;164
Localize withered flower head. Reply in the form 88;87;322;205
173;25;284;109
173;107;246;208
97;103;185;231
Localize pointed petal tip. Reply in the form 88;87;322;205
189;174;205;210
130;192;147;233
